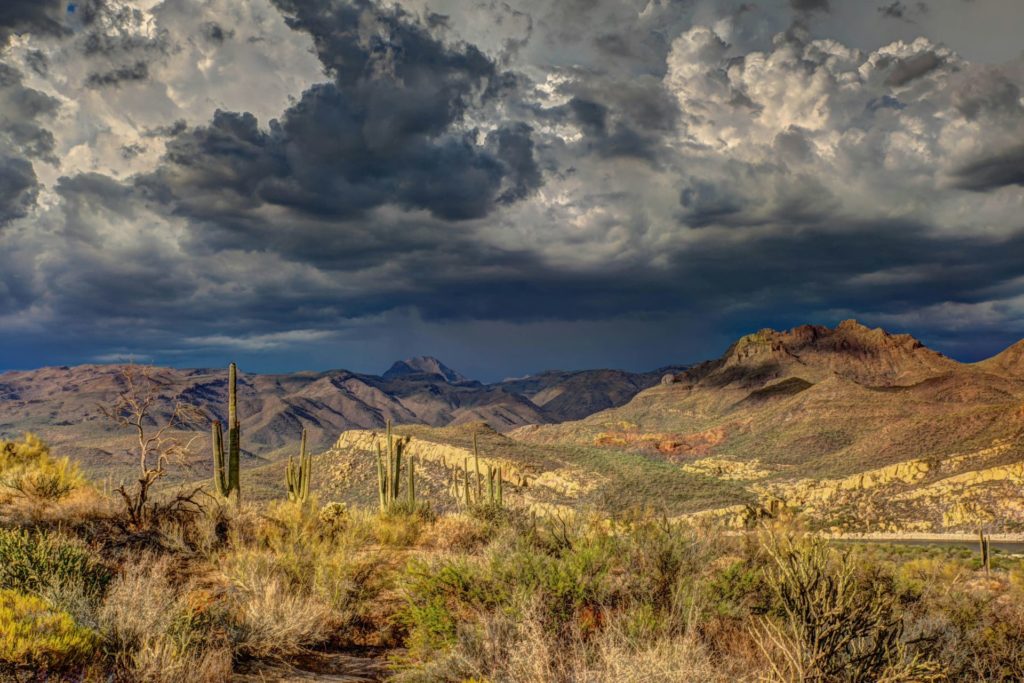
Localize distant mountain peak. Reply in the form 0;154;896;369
976;338;1024;378
383;356;468;383
694;320;956;388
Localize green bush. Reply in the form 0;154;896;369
0;433;84;502
0;588;99;672
757;536;941;682
0;528;111;598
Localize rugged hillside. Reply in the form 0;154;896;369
502;321;1024;532
976;340;1024;379
498;366;687;421
0;358;678;480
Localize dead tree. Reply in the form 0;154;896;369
101;365;206;528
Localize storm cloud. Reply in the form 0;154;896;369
1;0;1024;378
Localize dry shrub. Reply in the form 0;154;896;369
219;501;376;657
420;513;492;553
99;555;232;682
587;628;728;683
754;534;942;683
372;510;426;547
227;564;335;658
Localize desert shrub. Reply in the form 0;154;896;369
419;513;494;553
319;501;349;530
0;433;84;503
0;527;111;599
401;557;493;656
755;535;942;682
0;588;99;673
700;557;771;620
227;566;335;658
100;555;233;682
371;506;430;547
217;500;380;657
0;433;51;469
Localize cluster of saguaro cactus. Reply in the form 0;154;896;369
212;362;241;505
376;420;415;511
448;432;503;507
978;529;992;575
286;428;312;504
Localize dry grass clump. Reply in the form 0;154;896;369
226;564;335;658
217;500;384;657
419;512;494;553
99;554;232;682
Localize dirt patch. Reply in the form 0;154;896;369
235;648;391;682
594;427;726;457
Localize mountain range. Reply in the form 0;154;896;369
3;320;1023;532
0;357;683;479
501;320;1024;531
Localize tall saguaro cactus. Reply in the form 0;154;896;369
212;362;241;505
376;420;414;512
286;428;311;504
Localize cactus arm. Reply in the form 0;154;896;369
286;455;297;501
393;438;403;501
408;454;415;509
299;428;310;502
376;441;387;511
385;421;395;504
473;432;482;500
212;420;227;497
497;467;503;506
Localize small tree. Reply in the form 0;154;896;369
101;365;206;528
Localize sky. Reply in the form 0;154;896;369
0;0;1022;381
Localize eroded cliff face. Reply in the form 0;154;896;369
748;439;1024;533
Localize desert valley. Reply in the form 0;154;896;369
4;320;1022;536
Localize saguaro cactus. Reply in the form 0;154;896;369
286;428;312;504
213;362;242;505
449;431;504;508
376;420;413;511
978;529;991;575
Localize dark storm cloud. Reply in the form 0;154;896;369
0;64;60;161
85;60;149;87
952;67;1022;120
0;63;59;227
884;51;943;86
4;0;1024;374
487;123;542;203
0;0;68;46
24;50;49;77
202;22;233;43
542;78;678;164
138;0;540;226
790;0;830;14
0;157;39;226
953;145;1024;191
877;1;927;21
